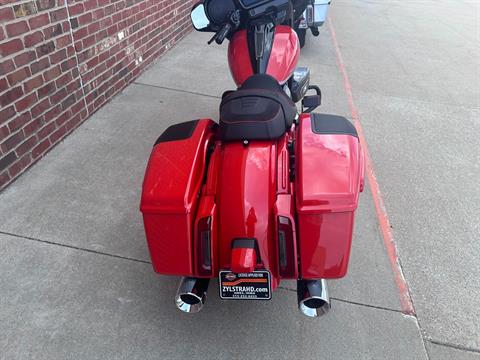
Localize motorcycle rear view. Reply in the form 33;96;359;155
140;0;364;318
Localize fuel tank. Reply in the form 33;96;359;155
228;25;300;86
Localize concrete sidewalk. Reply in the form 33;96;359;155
0;1;479;359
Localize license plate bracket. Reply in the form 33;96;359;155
219;270;271;300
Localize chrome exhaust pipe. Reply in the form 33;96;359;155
175;277;209;314
297;279;331;318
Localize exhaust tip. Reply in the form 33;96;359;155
175;292;205;314
297;279;331;318
175;277;209;314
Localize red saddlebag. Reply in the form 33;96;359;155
140;119;216;276
296;113;365;279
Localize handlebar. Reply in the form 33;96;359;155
216;23;233;44
207;9;241;45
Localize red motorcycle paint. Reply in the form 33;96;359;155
228;26;300;86
215;141;280;289
228;30;254;87
231;247;257;273
296;114;364;278
141;7;365;297
140;119;215;276
266;26;300;84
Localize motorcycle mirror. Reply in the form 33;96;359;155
191;3;210;31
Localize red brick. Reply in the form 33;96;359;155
30;57;49;74
56;34;72;48
0;171;10;188
49;48;67;64
37;81;56;98
50;8;68;22
31;97;50;117
15;92;38;112
16;135;38;156
32;138;51;158
7;67;31;86
43;65;61;81
0;107;16;124
84;0;98;11
68;3;84;16
49;87;67;103
1;0;195;189
0;86;24;107
36;40;55;57
23;74;44;93
14;50;37;67
44;24;61;39
7;112;31;132
78;12;93;26
35;0;56;12
0;152;17;173
23;117;43;137
6;20;29;37
0;60;15;76
49;124;67;143
60;93;76;110
8;153;32;178
0;38;24;57
38;118;55;137
24;31;45;47
1;131;25;152
29;13;49;30
60;58;76;72
0;77;8;93
0;8;15;22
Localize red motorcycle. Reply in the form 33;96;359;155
140;0;364;317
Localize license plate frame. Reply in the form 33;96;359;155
219;270;271;300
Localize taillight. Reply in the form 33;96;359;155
196;217;212;276
278;216;296;277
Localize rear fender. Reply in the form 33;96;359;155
215;141;280;288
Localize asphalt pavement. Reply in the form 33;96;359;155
0;1;479;359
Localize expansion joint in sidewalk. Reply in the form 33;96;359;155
0;231;151;265
133;82;222;99
277;286;404;315
427;338;480;354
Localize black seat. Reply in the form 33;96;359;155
219;74;297;141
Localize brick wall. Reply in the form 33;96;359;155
0;0;195;190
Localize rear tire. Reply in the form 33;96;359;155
296;28;307;48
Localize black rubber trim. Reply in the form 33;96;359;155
232;238;262;264
232;238;256;249
154;120;199;145
311;113;358;138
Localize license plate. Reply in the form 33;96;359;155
219;271;271;300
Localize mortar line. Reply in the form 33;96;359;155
132;82;222;99
427;339;480;354
0;230;151;265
